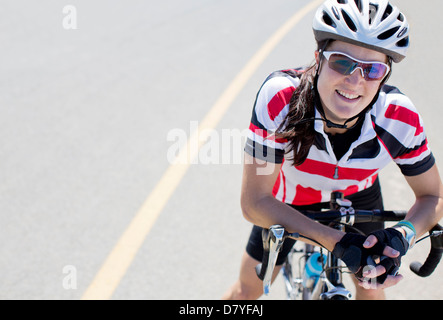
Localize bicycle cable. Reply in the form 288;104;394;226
414;230;443;245
288;232;327;250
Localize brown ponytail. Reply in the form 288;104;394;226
276;63;318;166
276;40;331;166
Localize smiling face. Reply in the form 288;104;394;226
316;41;389;131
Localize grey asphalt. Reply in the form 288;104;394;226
0;0;442;300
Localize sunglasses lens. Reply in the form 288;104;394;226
328;53;388;80
329;55;356;75
363;64;388;80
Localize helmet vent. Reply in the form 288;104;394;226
377;26;400;40
341;9;357;32
336;0;348;4
397;36;409;48
397;13;405;22
353;0;363;13
322;11;337;28
368;4;378;25
381;3;393;21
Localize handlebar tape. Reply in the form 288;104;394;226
410;247;443;277
410;224;443;277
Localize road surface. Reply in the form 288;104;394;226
0;0;442;300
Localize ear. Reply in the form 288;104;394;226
315;51;320;65
314;51;322;74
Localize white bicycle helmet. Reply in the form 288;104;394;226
313;0;409;63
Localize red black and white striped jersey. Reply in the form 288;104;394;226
245;69;435;206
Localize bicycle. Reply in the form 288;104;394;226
255;192;443;300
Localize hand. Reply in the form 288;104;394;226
357;237;404;289
357;266;404;290
360;228;409;285
332;233;377;280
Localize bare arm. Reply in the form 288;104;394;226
403;164;443;237
240;153;344;252
364;164;443;246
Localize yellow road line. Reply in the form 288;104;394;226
81;0;323;300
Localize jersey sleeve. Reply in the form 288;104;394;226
244;75;297;163
374;89;435;176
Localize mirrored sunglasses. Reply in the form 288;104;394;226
322;51;390;81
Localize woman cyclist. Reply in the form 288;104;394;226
223;0;443;300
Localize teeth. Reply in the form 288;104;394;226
337;90;359;100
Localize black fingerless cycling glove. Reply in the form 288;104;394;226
331;233;373;280
333;228;409;284
366;228;409;284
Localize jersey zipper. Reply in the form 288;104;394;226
333;165;339;179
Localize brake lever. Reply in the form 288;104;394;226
255;225;285;295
